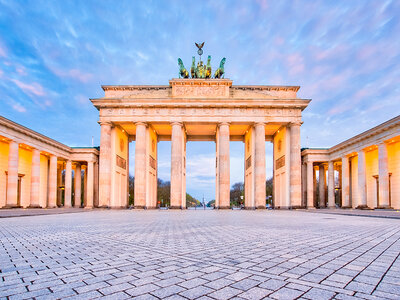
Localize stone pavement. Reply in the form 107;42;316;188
0;208;87;218
0;210;399;299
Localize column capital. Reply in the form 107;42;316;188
218;122;230;127
135;121;148;127
254;122;265;127
170;121;183;127
306;161;314;166
289;121;302;127
99;121;112;126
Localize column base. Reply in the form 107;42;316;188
97;205;110;209
84;206;93;209
290;205;306;209
133;205;145;209
169;206;182;209
328;206;336;209
356;205;371;210
307;206;316;209
216;206;231;209
27;204;41;208
4;204;22;208
46;205;57;209
376;206;393;209
244;206;255;210
145;206;157;210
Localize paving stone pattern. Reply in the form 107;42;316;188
0;210;400;299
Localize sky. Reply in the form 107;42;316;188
0;0;399;201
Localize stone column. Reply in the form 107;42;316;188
254;123;266;209
378;142;390;208
29;148;41;208
86;161;94;208
170;122;183;209
306;161;314;208
48;155;58;208
99;121;112;208
83;166;87;206
357;150;367;208
289;122;302;207
319;164;326;208
342;156;350;208
6;140;19;208
74;163;81;208
134;122;147;208
64;160;72;208
218;122;230;208
57;164;63;206
328;161;335;208
94;162;99;207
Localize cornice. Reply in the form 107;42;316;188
0;116;72;154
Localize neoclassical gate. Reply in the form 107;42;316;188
91;79;310;209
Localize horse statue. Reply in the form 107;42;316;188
191;56;196;78
214;57;226;79
178;58;189;78
205;55;212;79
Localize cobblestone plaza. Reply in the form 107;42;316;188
1;210;400;299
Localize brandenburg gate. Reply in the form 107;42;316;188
91;78;310;209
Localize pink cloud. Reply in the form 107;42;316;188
51;67;93;83
12;102;27;113
12;79;46;96
286;53;305;76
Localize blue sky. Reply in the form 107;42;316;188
0;0;399;201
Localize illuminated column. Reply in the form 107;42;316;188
357;150;367;208
327;161;335;208
99;121;112;208
64;160;72;207
218;122;230;208
48;155;58;208
170;122;183;209
342;156;350;208
83;166;87;206
86;161;94;208
306;161;314;208
74;163;81;208
57;164;63;206
289;122;302;207
254;123;266;208
6;141;19;208
134;122;147;208
319;164;326;207
94;161;99;207
29;148;41;208
378;142;390;208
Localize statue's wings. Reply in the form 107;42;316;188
195;42;205;49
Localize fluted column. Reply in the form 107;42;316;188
65;160;72;207
319;164;326;207
99;121;112;208
218;122;230;208
86;161;94;208
289;122;302;207
48;155;57;208
170;122;183;209
341;156;350;208
255;123;266;209
328;161;335;208
306;161;314;208
134;122;147;208
29;148;41;208
57;164;62;206
74;163;81;208
378;142;390;208
357;150;367;208
6;141;19;208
